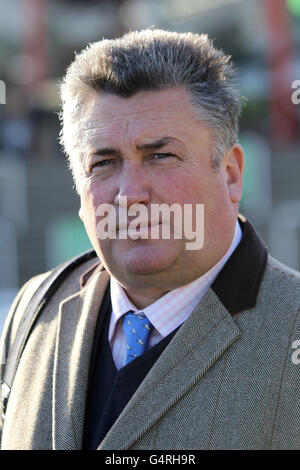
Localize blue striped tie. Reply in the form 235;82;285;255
122;311;153;365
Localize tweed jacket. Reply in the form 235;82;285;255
0;219;300;450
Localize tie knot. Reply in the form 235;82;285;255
122;311;153;365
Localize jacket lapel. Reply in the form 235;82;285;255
99;288;240;450
52;268;110;450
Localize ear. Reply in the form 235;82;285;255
223;144;244;204
79;207;84;220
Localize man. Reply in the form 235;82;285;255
1;29;299;450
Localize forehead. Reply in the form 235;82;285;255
80;87;210;147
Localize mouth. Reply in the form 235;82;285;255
117;222;161;239
116;217;162;231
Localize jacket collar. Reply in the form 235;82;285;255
79;262;103;289
211;215;268;315
52;269;110;450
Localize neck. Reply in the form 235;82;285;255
124;286;171;309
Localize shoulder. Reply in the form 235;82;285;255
0;272;50;353
233;253;300;340
266;255;300;280
0;251;100;363
251;254;300;338
262;255;300;300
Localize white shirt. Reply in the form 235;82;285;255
109;220;242;369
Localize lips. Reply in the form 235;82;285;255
116;218;161;231
115;219;162;240
117;223;160;234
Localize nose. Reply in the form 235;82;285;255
115;163;151;208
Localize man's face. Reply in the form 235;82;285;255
78;87;243;291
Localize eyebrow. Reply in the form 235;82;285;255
91;137;174;157
91;147;121;157
136;137;174;151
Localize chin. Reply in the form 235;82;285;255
110;240;183;277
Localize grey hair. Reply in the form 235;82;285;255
59;29;244;191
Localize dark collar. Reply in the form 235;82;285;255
211;215;268;315
80;215;268;316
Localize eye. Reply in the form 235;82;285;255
91;159;115;169
152;153;175;160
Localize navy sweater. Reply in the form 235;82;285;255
82;285;179;449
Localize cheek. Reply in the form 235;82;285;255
154;170;192;201
167;174;230;223
81;181;113;214
160;174;206;206
80;190;100;236
80;184;118;243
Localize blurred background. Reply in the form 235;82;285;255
0;0;299;332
